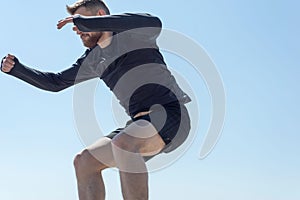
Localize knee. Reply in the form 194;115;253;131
73;149;89;169
73;149;106;172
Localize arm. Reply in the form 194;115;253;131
58;13;162;39
1;50;96;92
73;13;162;33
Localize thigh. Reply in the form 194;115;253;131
112;119;166;157
135;102;191;153
85;137;116;168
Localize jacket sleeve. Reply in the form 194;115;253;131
73;13;162;39
3;50;96;92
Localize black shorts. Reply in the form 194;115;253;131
106;101;191;153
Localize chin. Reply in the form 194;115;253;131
83;42;94;48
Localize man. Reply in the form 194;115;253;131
1;0;191;199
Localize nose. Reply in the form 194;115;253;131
73;26;82;35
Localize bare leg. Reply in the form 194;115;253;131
119;157;149;200
74;120;165;200
75;167;105;200
74;137;115;200
111;120;165;200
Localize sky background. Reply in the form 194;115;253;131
0;0;299;199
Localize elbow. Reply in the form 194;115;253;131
151;16;162;38
143;13;162;29
139;15;162;40
46;85;65;92
50;88;62;93
154;16;162;29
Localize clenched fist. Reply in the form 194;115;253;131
1;54;15;73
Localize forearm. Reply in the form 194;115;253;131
73;13;162;34
2;48;102;92
7;59;74;92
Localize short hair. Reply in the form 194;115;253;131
66;0;110;15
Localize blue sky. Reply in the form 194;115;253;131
0;0;299;199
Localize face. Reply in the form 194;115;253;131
74;7;103;48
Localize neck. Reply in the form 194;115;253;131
97;32;113;48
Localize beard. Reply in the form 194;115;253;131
81;32;103;48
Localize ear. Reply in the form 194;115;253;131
98;9;107;16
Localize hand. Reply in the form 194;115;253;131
1;54;15;73
57;15;79;29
